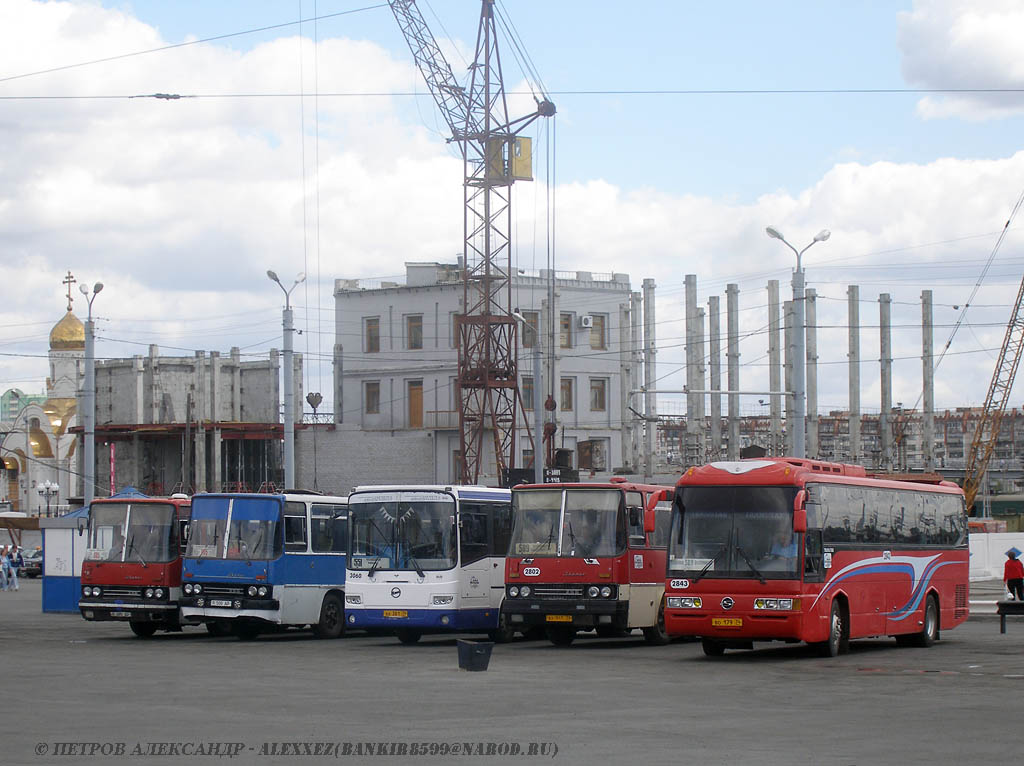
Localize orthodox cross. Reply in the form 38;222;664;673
62;271;77;311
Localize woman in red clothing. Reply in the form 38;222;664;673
1004;551;1024;601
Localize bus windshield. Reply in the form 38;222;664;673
87;502;177;563
510;489;624;558
348;492;456;572
185;497;282;561
669;486;799;579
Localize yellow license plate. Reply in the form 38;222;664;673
382;610;408;618
546;614;573;623
712;617;743;627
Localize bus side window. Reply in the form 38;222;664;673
491;502;512;556
178;519;190;554
804;529;824;582
625;491;645;547
284;512;308;553
460;507;489;564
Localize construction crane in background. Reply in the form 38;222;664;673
389;0;555;484
962;272;1024;512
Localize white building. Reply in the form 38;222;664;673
313;262;642;488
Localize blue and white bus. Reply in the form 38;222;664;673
179;492;348;639
344;485;513;644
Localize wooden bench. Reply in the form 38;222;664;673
997;600;1024;633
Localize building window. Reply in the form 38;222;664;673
560;312;573;348
590;378;607;412
522;311;539;348
364;381;380;414
522;377;534;410
590;314;607;350
365;317;380;353
560;378;574;412
406;315;423;350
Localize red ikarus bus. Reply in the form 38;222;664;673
79;493;193;638
664;458;969;657
502;479;674;646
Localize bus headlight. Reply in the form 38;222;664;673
600;586;613;598
432;595;455;605
587;586;601;598
666;597;702;609
753;598;799;611
92;587;102;597
508;586;519;598
184;583;193;595
193;584;202;594
345;594;362;605
145;589;154;599
247;586;258;597
82;586;90;596
519;585;530;597
258;586;268;597
154;588;165;599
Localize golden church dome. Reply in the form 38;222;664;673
50;310;85;350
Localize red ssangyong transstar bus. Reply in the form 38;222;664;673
502;478;674;646
663;458;968;657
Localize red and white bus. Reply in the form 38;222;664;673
663;459;969;657
502;479;674;646
79;493;193;638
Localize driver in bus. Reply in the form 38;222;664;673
569;510;603;557
768;528;798;560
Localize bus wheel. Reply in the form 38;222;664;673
909;594;939;648
233;622;262;641
488;614;516;644
129;621;158;638
701;638;725;657
205;621;232;637
815;600;848;657
547;627;576;647
312;593;346;639
396;629;422;645
643;602;672;646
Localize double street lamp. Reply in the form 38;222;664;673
765;227;830;459
268;270;305;491
79;281;103;506
38;480;59;517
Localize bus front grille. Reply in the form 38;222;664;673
529;585;584;599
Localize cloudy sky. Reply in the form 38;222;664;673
2;0;1024;424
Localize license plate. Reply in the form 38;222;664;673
546;614;573;623
382;610;408;618
110;611;131;618
712;617;743;627
210;599;232;608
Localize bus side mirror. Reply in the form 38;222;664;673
793;509;807;534
628;507;640;527
643;508;656;535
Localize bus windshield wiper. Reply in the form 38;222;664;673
735;546;766;584
406;553;425;578
692;545;726;584
126;537;148;568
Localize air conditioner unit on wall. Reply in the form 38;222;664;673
578;315;593;329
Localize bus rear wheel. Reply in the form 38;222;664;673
312;593;345;639
396;629;422;645
547;627;576;647
129;621;158;638
903;594;939;648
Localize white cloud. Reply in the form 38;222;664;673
899;0;1024;119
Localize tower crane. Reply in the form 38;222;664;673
962;272;1024;512
388;0;555;484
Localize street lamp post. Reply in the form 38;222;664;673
79;281;103;506
512;311;543;484
306;392;322;490
765;227;830;459
38;480;59;517
267;270;306;490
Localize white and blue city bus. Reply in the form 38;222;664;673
344;485;513;644
179;492;348;639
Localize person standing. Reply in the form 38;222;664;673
1005;550;1024;601
7;546;20;592
0;546;10;592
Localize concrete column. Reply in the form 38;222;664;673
768;280;782;456
194;352;207;492
709;296;722;461
685;275;699;466
643;278;657;478
726;284;740;460
212;425;222;492
848;286;861;463
231;347;242;421
619;302;634;471
806;288;819;458
880;293;893;471
696;307;706;462
922;289;935;472
784;300;795;456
